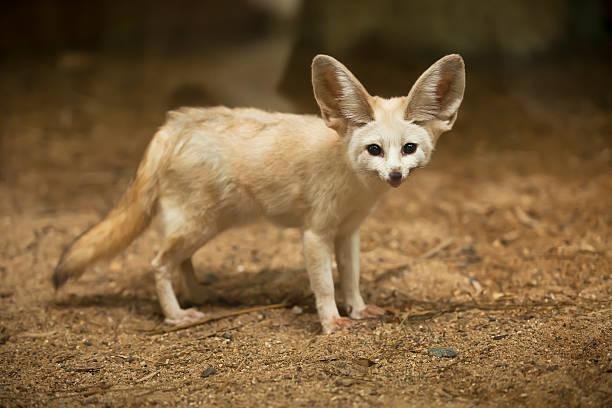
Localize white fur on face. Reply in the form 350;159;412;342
346;98;434;186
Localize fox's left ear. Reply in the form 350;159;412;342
312;55;374;133
405;54;465;139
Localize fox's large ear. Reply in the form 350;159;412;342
405;54;465;138
312;55;374;133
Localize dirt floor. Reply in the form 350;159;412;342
0;54;610;407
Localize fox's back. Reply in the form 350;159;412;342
155;106;361;228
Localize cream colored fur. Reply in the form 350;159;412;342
53;54;465;334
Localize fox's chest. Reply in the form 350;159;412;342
236;179;378;232
337;196;380;235
263;195;376;232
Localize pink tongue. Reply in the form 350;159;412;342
388;179;402;188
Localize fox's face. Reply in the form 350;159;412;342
347;98;434;187
312;54;465;188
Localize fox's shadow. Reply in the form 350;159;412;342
50;264;433;326
181;267;312;307
50;266;314;320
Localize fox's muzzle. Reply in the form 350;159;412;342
387;171;403;188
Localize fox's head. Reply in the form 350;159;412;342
312;54;465;188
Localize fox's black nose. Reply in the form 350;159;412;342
389;171;402;182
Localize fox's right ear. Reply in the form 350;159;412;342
405;54;465;140
311;55;374;133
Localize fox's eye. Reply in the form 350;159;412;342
366;144;382;156
402;143;418;155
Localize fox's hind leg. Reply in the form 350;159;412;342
178;258;208;305
152;201;218;325
152;267;202;324
152;231;218;325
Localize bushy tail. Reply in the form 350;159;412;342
52;138;166;289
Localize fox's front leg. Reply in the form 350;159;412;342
335;230;385;320
303;229;353;334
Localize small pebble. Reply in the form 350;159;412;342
335;378;355;387
221;332;233;341
354;358;375;368
492;334;509;340
201;366;217;378
291;306;303;315
428;347;458;358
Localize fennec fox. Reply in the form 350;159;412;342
53;54;465;334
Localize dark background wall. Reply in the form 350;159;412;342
1;0;610;107
0;1;273;56
1;1;609;58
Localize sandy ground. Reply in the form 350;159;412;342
0;54;610;407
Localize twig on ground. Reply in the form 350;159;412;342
17;330;57;338
419;238;454;260
114;354;170;366
62;366;101;373
0;394;35;401
47;382;112;400
374;238;456;283
134;386;179;398
373;265;409;283
147;303;287;335
134;369;161;383
48;383;189;401
399;299;580;323
514;206;538;228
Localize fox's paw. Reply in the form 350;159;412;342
164;308;205;326
349;304;386;320
321;316;354;334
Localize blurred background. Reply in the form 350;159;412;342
0;0;610;204
1;0;610;202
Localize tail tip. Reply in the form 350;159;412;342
52;264;71;290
